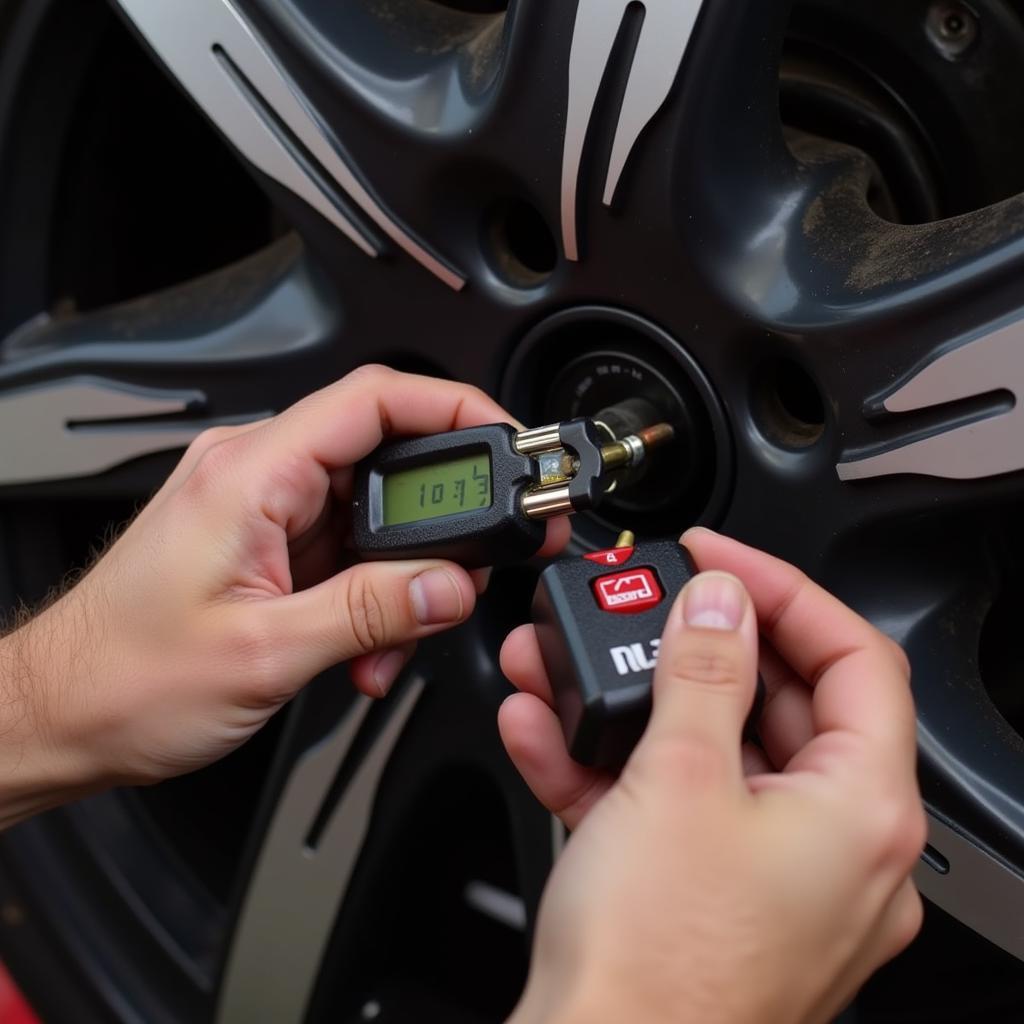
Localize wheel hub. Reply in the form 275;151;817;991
504;307;733;540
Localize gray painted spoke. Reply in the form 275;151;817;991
915;813;1024;962
561;0;705;261
837;312;1024;482
0;378;260;487
113;0;464;290
0;241;331;488
216;680;425;1024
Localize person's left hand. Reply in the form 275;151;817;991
0;365;568;819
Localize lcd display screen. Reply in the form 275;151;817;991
382;455;492;526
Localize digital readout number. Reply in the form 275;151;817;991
382;455;493;527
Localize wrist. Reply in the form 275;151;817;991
510;971;667;1024
0;596;110;827
510;964;762;1024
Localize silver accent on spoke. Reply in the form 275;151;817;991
837;316;1024;481
562;0;705;261
915;812;1024;962
551;814;567;861
216;680;425;1024
0;377;264;486
114;0;465;291
464;880;527;931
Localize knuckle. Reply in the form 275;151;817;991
861;790;926;869
893;799;929;869
880;884;929;962
340;572;391;655
223;612;280;693
187;425;233;456
184;434;238;496
667;643;743;690
868;794;905;848
888;887;925;957
461;381;493;406
884;636;912;678
346;363;393;387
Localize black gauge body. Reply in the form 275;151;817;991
352;423;546;569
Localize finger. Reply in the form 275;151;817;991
498;692;612;830
759;679;815;771
873;878;925;964
811;879;924;1024
225;367;518;542
757;644;815;770
264;560;476;685
682;528;915;765
499;624;555;705
641;571;759;789
741;742;772;777
538;516;572;558
275;365;513;471
288;501;344;591
349;642;416;698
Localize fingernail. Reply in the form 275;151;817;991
410;568;465;625
682;526;715;541
372;649;406;697
682;572;745;631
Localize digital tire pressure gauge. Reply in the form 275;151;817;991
352;418;673;569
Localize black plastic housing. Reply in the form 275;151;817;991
559;418;604;509
534;540;763;771
352;423;545;569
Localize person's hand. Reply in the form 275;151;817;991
0;365;568;823
499;529;925;1024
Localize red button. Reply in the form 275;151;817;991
593;568;663;614
584;546;635;567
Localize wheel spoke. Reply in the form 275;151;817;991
562;0;792;261
112;0;464;290
0;238;337;493
216;680;425;1024
561;1;705;260
216;611;556;1023
836;309;1024;482
915;813;1024;966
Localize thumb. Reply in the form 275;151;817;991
639;571;759;786
265;560;476;684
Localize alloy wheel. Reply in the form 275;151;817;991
3;1;1024;1021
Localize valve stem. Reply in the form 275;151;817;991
599;422;675;472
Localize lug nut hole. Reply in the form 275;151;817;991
925;2;978;60
755;359;826;448
485;198;557;287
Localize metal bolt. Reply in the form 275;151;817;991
926;2;978;60
599;421;675;472
943;12;966;35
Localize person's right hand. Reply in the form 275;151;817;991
499;529;926;1024
0;366;569;829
